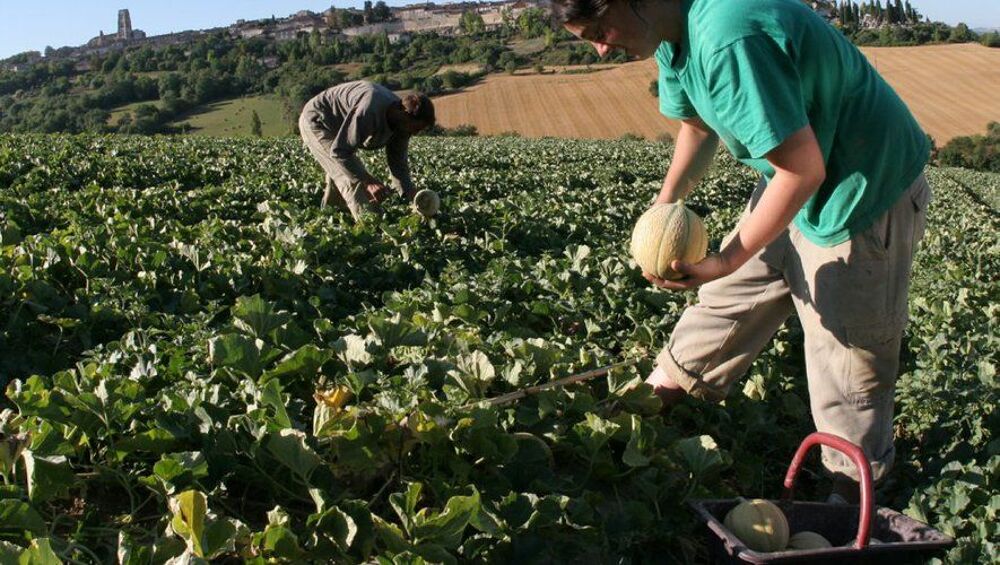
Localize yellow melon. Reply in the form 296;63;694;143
787;531;832;550
723;499;790;553
630;202;708;280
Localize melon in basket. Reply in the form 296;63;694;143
723;499;790;553
787;531;832;550
630;202;708;280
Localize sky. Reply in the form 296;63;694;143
1;0;998;60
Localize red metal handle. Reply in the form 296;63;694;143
781;432;873;549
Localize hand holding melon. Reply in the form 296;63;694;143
630;202;708;281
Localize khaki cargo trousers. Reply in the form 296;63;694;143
658;174;931;482
298;110;373;220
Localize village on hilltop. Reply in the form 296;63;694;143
1;2;540;73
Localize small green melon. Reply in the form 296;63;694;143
787;531;832;550
723;499;790;552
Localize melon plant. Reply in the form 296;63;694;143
629;202;708;280
787;531;832;550
723;499;790;552
414;189;441;217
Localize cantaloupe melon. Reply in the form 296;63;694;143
414;189;440;217
787;531;832;550
723;499;790;553
630;202;708;280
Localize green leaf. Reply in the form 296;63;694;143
17;538;62;565
0;500;46;536
674;435;730;478
308;506;358;550
232;294;292;339
449;351;496;398
208;334;261;377
572;413;620;457
259;379;292;429
202;519;240;558
115;428;179;455
153;452;209;494
369;314;427;348
615;383;662;415
169;490;208;557
266;429;322;481
333;335;374;366
390;482;424;535
411;489;481;549
373;514;411;554
622;415;655;468
21;451;74;503
261;525;301;559
264;345;332;382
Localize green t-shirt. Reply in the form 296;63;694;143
656;0;929;246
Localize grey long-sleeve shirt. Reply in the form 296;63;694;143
303;81;414;195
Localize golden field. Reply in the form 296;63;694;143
432;43;1000;144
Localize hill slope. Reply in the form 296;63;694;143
433;44;1000;143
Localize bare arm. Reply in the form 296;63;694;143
386;134;415;198
649;124;826;290
654;116;720;204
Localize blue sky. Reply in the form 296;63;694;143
1;0;998;59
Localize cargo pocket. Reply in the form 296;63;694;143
844;321;904;407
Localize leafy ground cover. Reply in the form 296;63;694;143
0;134;996;563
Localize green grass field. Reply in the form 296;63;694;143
107;100;162;125
172;95;290;137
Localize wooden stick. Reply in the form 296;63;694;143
478;359;638;408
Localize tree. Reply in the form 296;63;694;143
949;23;971;43
363;1;373;24
460;11;485;34
250;110;263;136
372;1;392;23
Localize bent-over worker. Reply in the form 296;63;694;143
299;81;435;220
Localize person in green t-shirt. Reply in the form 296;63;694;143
549;0;932;502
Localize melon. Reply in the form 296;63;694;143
630;202;708;280
787;531;832;550
414;189;440;217
723;499;790;553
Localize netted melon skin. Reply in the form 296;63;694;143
630;202;708;280
414;189;440;217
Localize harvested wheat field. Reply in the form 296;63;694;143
433;43;1000;143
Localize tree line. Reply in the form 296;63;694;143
0;8;613;135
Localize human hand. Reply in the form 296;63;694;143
365;181;390;204
643;254;737;290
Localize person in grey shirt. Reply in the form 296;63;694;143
299;81;436;220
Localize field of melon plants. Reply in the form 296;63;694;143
0;134;997;563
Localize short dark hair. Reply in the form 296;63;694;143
549;0;615;26
401;93;436;128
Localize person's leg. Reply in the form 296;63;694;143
788;175;931;498
649;181;796;403
299;110;373;220
322;175;350;211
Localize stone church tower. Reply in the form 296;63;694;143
118;9;134;41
